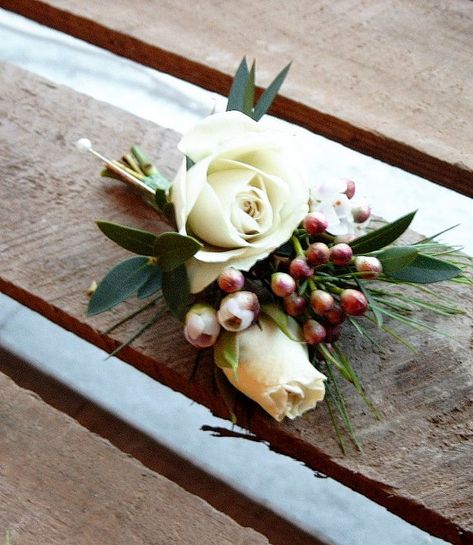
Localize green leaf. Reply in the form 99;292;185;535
97;221;157;255
137;266;162;298
214;330;239;377
227;57;249;112
350;211;416;254
253;62;291;121
88;257;153;316
144;172;171;192
186;156;195;170
388;254;462;283
162;264;191;320
154;232;202;272
242;61;256;116
155;189;167;211
375;246;419;273
261;303;303;341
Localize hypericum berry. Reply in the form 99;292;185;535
303;212;329;236
324;303;346;325
283;293;307;316
218;291;260;331
354;256;383;279
343;179;356;199
324;324;342;343
218;268;245;293
303;319;326;345
184;304;221;348
306;242;330;267
310;290;335;315
329;243;353;266
340;289;368;316
352;204;371;224
289;257;314;280
271;272;296;297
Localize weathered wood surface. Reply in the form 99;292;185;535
0;346;320;545
1;0;472;196
0;371;270;545
0;63;472;544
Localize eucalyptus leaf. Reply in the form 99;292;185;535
97;221;157;255
227;57;250;112
388;254;462;283
375;246;419;273
214;330;239;377
154;232;202;271
243;61;256;116
350;211;416;254
253;62;291;121
137;266;162;298
162;264;191;320
88;257;153;316
262;303;303;341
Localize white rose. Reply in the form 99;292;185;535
222;316;326;421
171;111;309;293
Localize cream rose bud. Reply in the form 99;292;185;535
184;304;221;348
217;291;260;332
171;111;309;293
222;316;326;421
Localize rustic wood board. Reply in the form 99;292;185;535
0;63;472;544
0;371;271;545
1;0;472;196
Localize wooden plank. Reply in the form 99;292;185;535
0;346;321;545
0;63;472;544
1;0;472;196
0;371;270;545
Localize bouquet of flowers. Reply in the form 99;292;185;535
78;59;470;449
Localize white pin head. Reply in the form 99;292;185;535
75;138;92;152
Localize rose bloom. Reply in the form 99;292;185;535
222;316;326;421
171;111;309;293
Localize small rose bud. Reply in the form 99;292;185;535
352;204;371;224
324;324;342;343
324;303;346;325
184;304;221;348
354;256;383;279
289;257;314;280
303;212;329;236
330;243;353;266
310;290;335;315
333;234;357;244
343;179;356;199
340;289;368;316
283;293;307;316
218;291;260;332
271;272;296;297
303;319;326;345
306;242;330;267
218;268;245;293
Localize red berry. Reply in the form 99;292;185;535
303;212;329;236
325;324;342;343
340;289;368;316
354;256;383;280
324;303;346;325
310;290;334;315
303;319;326;345
283;293;307;316
218;268;245;293
330;243;353;266
306;242;330;267
289;257;314;280
271;272;296;297
352;205;371;224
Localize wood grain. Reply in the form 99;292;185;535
0;63;472;544
0;371;270;545
1;0;472;196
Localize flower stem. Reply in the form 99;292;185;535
291;235;305;257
